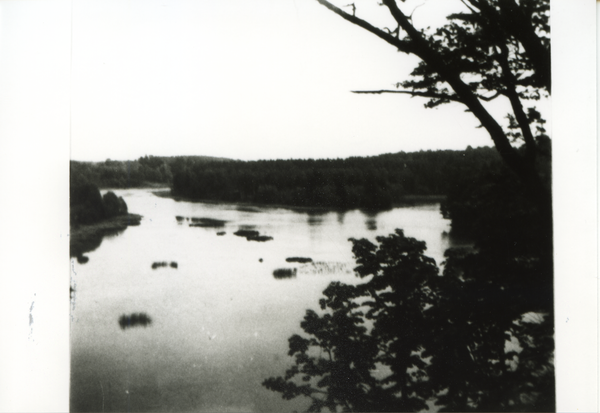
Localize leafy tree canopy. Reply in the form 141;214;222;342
264;227;554;412
316;0;550;215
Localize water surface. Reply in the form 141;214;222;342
71;188;456;412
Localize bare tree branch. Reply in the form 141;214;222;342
460;0;479;14
351;89;464;103
476;91;501;102
316;0;550;215
315;0;414;54
379;0;527;179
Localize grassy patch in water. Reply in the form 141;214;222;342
273;268;297;279
286;257;313;263
234;229;260;238
118;313;152;330
189;217;227;228
247;235;273;242
152;261;178;269
234;229;273;242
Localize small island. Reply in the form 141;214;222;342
233;229;273;242
286;257;313;263
70;183;142;262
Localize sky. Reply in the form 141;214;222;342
64;0;547;162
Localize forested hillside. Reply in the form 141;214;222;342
171;147;501;209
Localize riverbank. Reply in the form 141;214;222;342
70;214;142;261
152;190;445;213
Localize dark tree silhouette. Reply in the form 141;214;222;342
170;148;502;210
264;229;554;411
315;0;550;212
314;0;552;269
264;231;438;412
264;1;554;411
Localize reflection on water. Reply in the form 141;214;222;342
307;212;324;226
443;231;475;250
70;227;126;263
362;210;379;231
118;313;152;330
365;217;377;231
71;188;453;413
237;206;261;213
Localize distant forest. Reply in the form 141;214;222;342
171;147;502;209
70;147;502;210
70;155;230;188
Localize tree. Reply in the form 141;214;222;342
315;0;551;231
264;230;553;411
313;0;553;386
264;1;554;411
264;231;438;412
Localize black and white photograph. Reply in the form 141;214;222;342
0;1;597;412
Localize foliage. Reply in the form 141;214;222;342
262;1;555;410
70;182;129;227
264;225;553;412
264;231;438;412
442;135;551;244
103;191;128;218
261;140;554;411
70;155;229;189
315;0;551;217
171;148;501;210
70;183;106;226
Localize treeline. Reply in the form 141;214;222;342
70;155;230;188
171;147;502;209
442;135;551;239
70;183;129;227
70;183;143;261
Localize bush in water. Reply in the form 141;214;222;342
286;257;313;263
273;268;297;279
118;313;152;330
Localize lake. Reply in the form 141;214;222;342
70;188;458;412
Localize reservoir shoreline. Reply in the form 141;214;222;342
70;213;142;260
152;189;446;213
